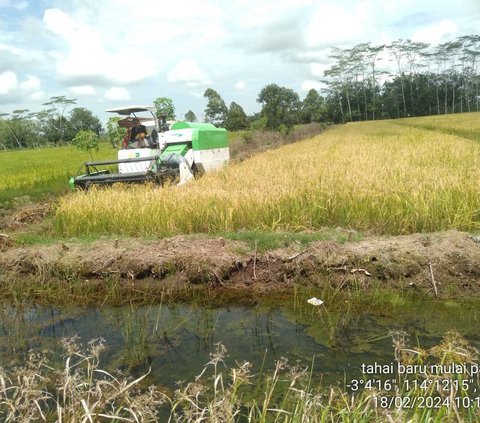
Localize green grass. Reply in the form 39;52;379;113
222;228;361;252
12;232;116;246
0;143;115;207
11;228;361;251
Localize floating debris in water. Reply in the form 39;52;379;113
307;297;324;306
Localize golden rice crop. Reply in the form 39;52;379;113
399;112;480;130
55;116;480;237
396;112;480;142
401;112;480;127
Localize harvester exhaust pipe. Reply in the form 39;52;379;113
157;112;169;132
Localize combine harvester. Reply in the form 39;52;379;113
70;105;229;189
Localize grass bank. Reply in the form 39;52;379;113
2;230;480;304
55;115;480;237
228;122;326;161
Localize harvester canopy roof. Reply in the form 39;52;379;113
105;105;156;115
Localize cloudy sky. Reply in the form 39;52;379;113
0;0;479;121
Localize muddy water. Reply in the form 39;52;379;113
0;293;479;389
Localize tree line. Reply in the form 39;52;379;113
0;96;102;150
200;85;323;133
0;87;323;149
201;35;480;128
322;35;480;121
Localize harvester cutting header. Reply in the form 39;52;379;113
70;105;230;189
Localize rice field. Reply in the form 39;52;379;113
395;112;480;142
0;144;115;205
54;113;480;237
400;112;480;129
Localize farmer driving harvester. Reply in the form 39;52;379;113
124;125;148;149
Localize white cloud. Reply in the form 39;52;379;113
234;81;246;90
0;42;45;71
0;72;44;103
29;91;45;101
412;19;459;44
105;87;131;101
301;80;324;92
310;63;329;78
304;3;366;48
0;71;17;95
20;76;41;91
167;59;211;87
69;85;97;96
43;8;75;37
43;8;158;86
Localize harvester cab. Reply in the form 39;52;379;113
70;105;229;190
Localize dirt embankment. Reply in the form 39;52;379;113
0;201;51;233
1;230;480;297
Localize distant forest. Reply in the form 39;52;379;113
322;35;480;121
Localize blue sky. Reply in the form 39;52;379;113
0;0;479;122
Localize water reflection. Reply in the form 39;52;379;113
0;297;478;389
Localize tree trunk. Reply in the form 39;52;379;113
436;83;440;115
400;76;407;116
345;88;353;122
452;77;456;113
427;76;432;115
338;95;344;122
363;83;368;121
409;77;415;116
355;85;361;120
476;82;479;112
444;80;448;114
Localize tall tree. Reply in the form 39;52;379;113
389;40;408;117
66;107;102;140
184;110;197;122
0;110;39;149
402;40;430;116
224;102;248;131
301;89;325;123
71;130;99;160
153;97;175;120
106;117;127;148
203;88;228;126
326;49;353;122
41;96;77;145
364;44;384;120
257;84;301;131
